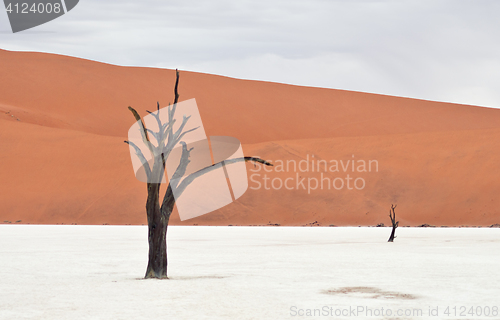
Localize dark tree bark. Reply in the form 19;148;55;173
388;204;399;242
125;70;272;279
144;184;174;279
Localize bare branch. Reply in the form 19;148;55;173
242;157;273;166
146;104;164;142
173;157;273;199
176;115;191;134
174;69;180;105
164;115;199;154
157;120;176;151
167;142;193;191
166;70;180;145
128;106;155;155
160;141;193;214
171;126;199;149
146;129;160;143
161;120;171;134
124;140;151;179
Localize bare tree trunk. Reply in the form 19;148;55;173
388;225;396;242
144;183;165;278
144;184;176;279
388;204;398;242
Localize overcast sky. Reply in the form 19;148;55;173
1;0;500;108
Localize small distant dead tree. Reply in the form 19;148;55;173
125;70;272;279
387;204;398;242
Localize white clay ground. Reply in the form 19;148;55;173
0;226;499;319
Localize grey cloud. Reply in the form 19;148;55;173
1;0;500;108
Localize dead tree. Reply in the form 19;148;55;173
387;204;398;242
125;70;272;279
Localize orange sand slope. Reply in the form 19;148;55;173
1;48;499;226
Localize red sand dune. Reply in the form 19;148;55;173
1;48;499;226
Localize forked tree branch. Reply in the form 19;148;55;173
159;140;190;216
126;69;272;219
389;204;398;226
